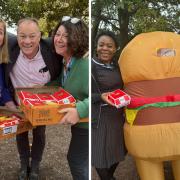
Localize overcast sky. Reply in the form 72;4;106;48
7;25;16;35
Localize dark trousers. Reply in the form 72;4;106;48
96;162;119;180
67;126;89;180
16;126;46;166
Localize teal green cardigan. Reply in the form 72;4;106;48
47;56;89;129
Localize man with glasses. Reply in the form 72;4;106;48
5;18;62;180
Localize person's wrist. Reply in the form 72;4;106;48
5;101;16;109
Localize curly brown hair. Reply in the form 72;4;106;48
53;18;89;58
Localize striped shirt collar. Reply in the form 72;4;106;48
20;45;41;61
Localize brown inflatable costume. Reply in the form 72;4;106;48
119;31;180;180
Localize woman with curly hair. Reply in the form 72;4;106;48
51;16;89;180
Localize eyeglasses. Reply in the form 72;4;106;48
62;16;80;24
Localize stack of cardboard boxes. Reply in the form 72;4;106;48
0;86;77;139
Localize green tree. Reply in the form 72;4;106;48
92;0;180;54
0;0;88;36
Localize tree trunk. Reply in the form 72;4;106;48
117;7;130;51
91;0;103;56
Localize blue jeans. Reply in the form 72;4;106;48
67;126;89;180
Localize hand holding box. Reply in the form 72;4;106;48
108;89;131;108
16;87;76;126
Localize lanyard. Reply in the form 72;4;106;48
61;57;74;87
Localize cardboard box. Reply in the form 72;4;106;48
21;102;74;126
108;89;131;108
0;109;33;140
16;87;78;126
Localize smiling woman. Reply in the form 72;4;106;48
49;17;89;180
96;35;117;64
91;30;127;180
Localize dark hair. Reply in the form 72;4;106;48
53;18;88;58
95;30;119;49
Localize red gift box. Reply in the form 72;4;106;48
58;96;76;104
17;91;39;102
37;94;56;102
0;112;33;139
16;87;77;126
0;115;20;128
17;88;76;105
108;89;131;108
53;89;76;104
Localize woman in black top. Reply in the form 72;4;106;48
91;31;127;180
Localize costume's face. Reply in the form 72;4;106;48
17;21;41;59
0;22;5;47
54;25;71;60
97;35;116;63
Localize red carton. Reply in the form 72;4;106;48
16;87;78;126
0;113;33;140
0;115;20;128
37;94;55;102
17;91;39;105
53;89;76;104
108;89;131;108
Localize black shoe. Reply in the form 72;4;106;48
29;169;39;180
18;166;30;180
29;160;40;180
111;177;116;180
